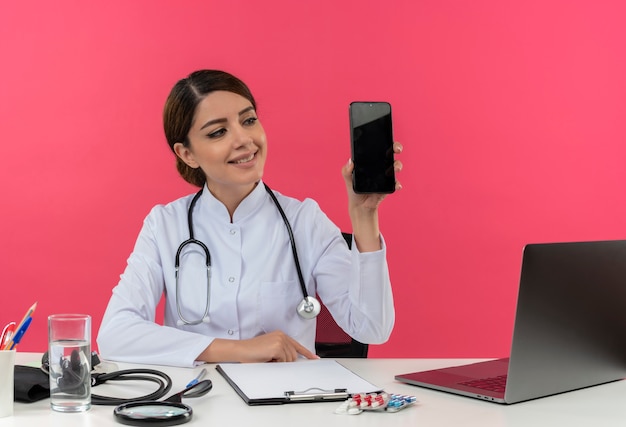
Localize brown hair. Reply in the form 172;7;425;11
163;70;257;187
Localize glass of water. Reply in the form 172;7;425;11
48;314;91;412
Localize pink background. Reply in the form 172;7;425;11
2;1;625;357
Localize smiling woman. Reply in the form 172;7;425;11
163;71;260;191
96;69;402;368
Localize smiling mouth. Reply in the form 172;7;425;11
230;153;255;164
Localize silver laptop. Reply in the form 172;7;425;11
395;240;626;404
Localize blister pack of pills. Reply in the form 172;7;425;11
334;392;417;415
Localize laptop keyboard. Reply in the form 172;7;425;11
459;375;507;393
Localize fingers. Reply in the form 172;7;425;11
282;336;301;362
246;331;318;363
275;335;318;362
342;158;354;194
342;140;404;204
393;142;403;190
272;343;298;362
345;142;402;175
393;159;403;191
291;338;319;360
342;158;354;180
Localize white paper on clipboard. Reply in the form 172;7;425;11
216;359;381;404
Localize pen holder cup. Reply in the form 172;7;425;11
0;349;16;418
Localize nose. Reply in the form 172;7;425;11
231;123;254;148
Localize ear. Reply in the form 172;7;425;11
174;142;200;169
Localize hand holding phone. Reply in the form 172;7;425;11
349;102;395;194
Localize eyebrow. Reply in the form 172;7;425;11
199;106;256;130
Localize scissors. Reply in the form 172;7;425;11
1;322;16;349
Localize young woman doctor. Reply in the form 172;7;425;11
97;70;403;367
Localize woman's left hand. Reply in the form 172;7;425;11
341;141;403;252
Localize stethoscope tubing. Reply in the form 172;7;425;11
91;369;173;405
262;183;310;303
174;183;320;325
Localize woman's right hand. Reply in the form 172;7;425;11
198;330;319;363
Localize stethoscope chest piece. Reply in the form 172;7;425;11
297;296;321;319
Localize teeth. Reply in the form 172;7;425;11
233;153;254;164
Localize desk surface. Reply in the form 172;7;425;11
4;354;626;427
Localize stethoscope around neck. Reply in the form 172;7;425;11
174;183;321;326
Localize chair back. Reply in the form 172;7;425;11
314;232;369;358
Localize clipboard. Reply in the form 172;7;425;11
216;359;382;405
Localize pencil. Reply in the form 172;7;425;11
2;302;37;350
15;301;37;330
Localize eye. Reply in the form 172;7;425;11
207;128;226;138
243;117;258;126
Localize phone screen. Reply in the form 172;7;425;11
349;102;395;194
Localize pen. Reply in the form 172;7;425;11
186;368;207;388
5;316;33;350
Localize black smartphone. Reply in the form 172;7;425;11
349;101;395;194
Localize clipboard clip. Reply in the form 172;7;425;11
285;387;349;402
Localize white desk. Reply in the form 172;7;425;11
3;354;626;427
